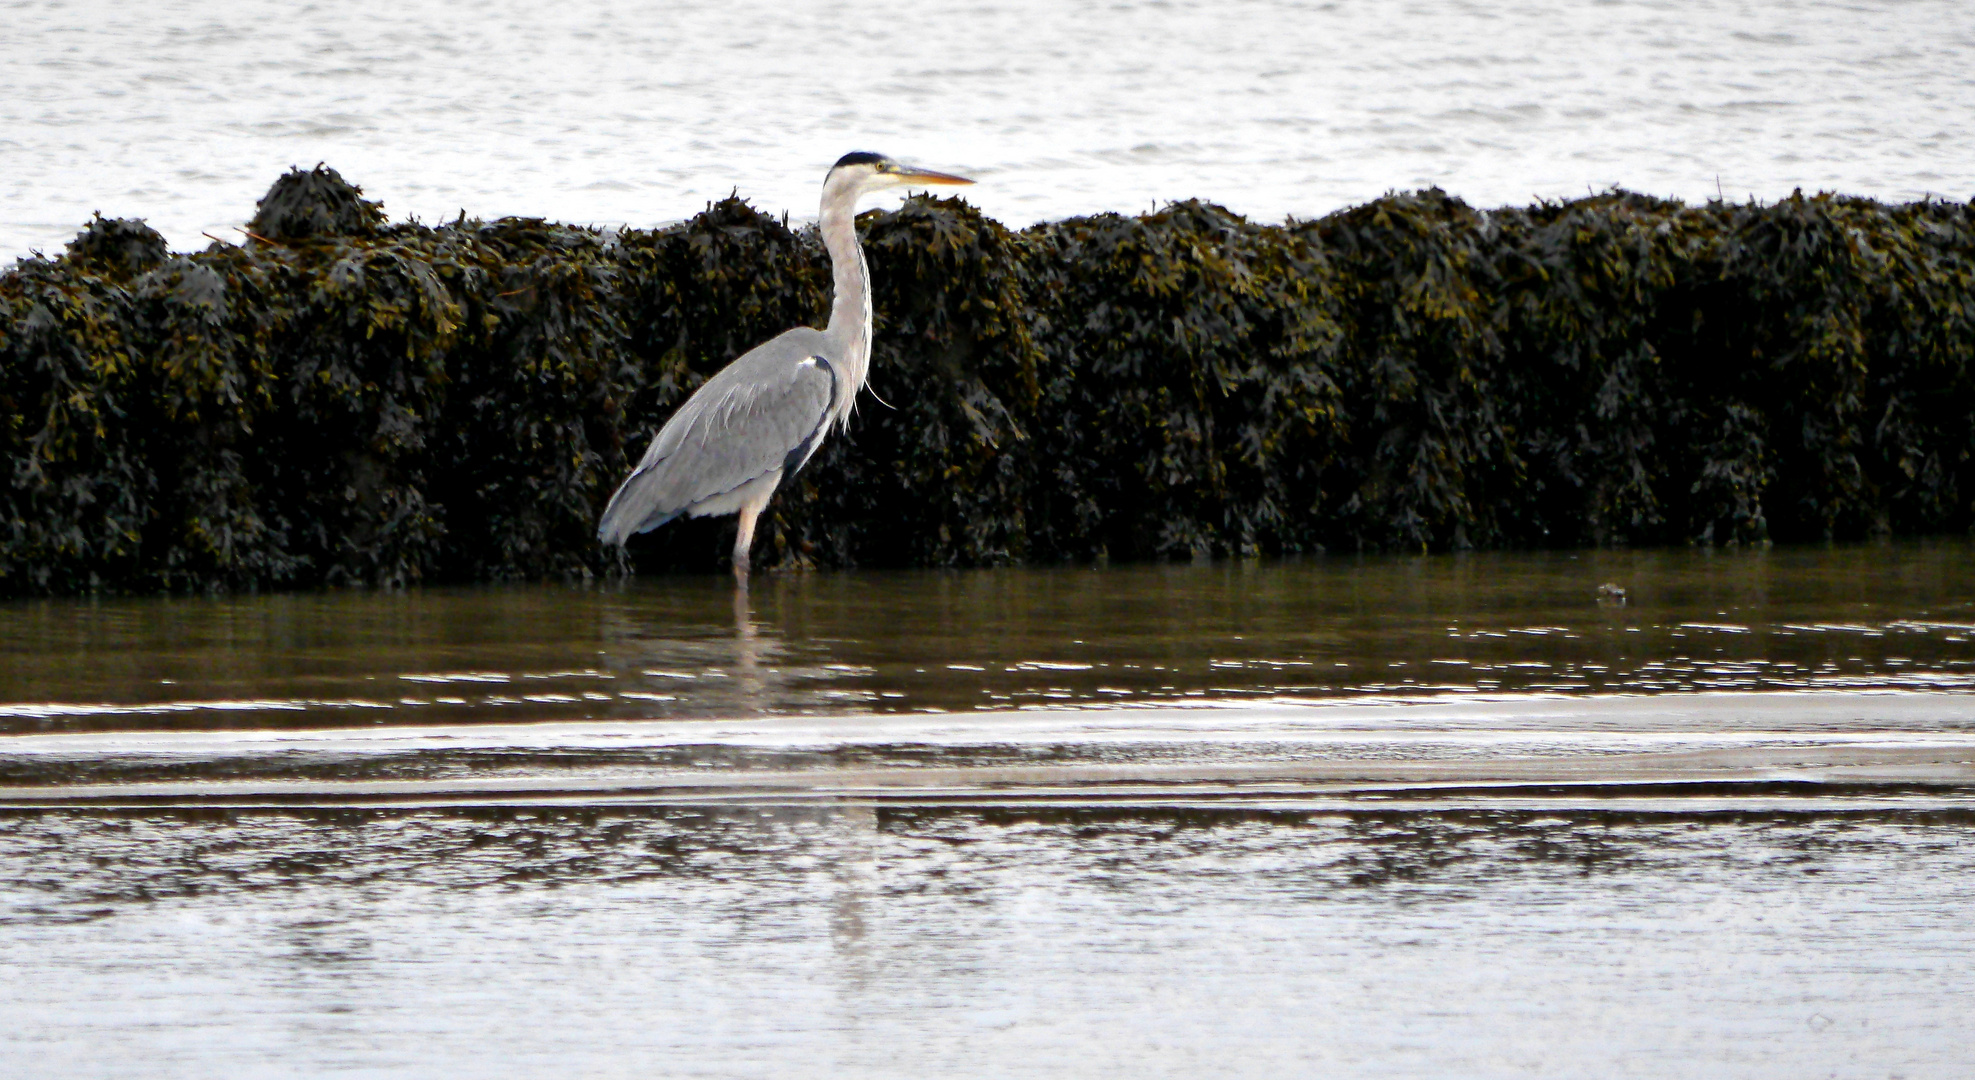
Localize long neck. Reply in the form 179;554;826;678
819;185;871;424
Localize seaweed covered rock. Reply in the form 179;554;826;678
427;218;637;583
2;169;1974;595
62;215;169;280
1031;201;1344;560
247;164;387;242
0;254;151;592
1486;192;1705;546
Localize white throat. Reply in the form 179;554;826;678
819;173;876;430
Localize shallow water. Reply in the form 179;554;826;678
6;542;1975;739
5;804;1974;1078
6;0;1973;258
6;544;1975;1075
6;543;1975;802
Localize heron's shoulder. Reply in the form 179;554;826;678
731;326;833;370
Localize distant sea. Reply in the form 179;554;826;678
3;0;1972;258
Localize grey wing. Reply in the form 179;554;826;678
597;328;837;545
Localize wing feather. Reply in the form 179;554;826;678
598;328;836;544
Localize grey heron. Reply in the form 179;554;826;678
596;152;974;577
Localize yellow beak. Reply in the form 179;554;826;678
890;166;974;186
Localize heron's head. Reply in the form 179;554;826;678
824;152;973;203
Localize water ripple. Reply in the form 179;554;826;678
5;0;1972;257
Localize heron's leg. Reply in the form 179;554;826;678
733;509;756;578
731;471;782;579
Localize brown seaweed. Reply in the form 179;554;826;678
3;168;1972;594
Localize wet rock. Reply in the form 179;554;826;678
247;164;386;241
62;215;168;279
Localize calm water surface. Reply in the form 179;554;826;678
5;804;1973;1078
6;0;1973;257
6;542;1975;734
5;544;1974;1076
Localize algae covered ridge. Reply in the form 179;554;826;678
3;165;1972;594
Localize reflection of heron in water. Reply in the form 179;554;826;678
596;153;975;580
594;579;783;718
732;583;763;713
